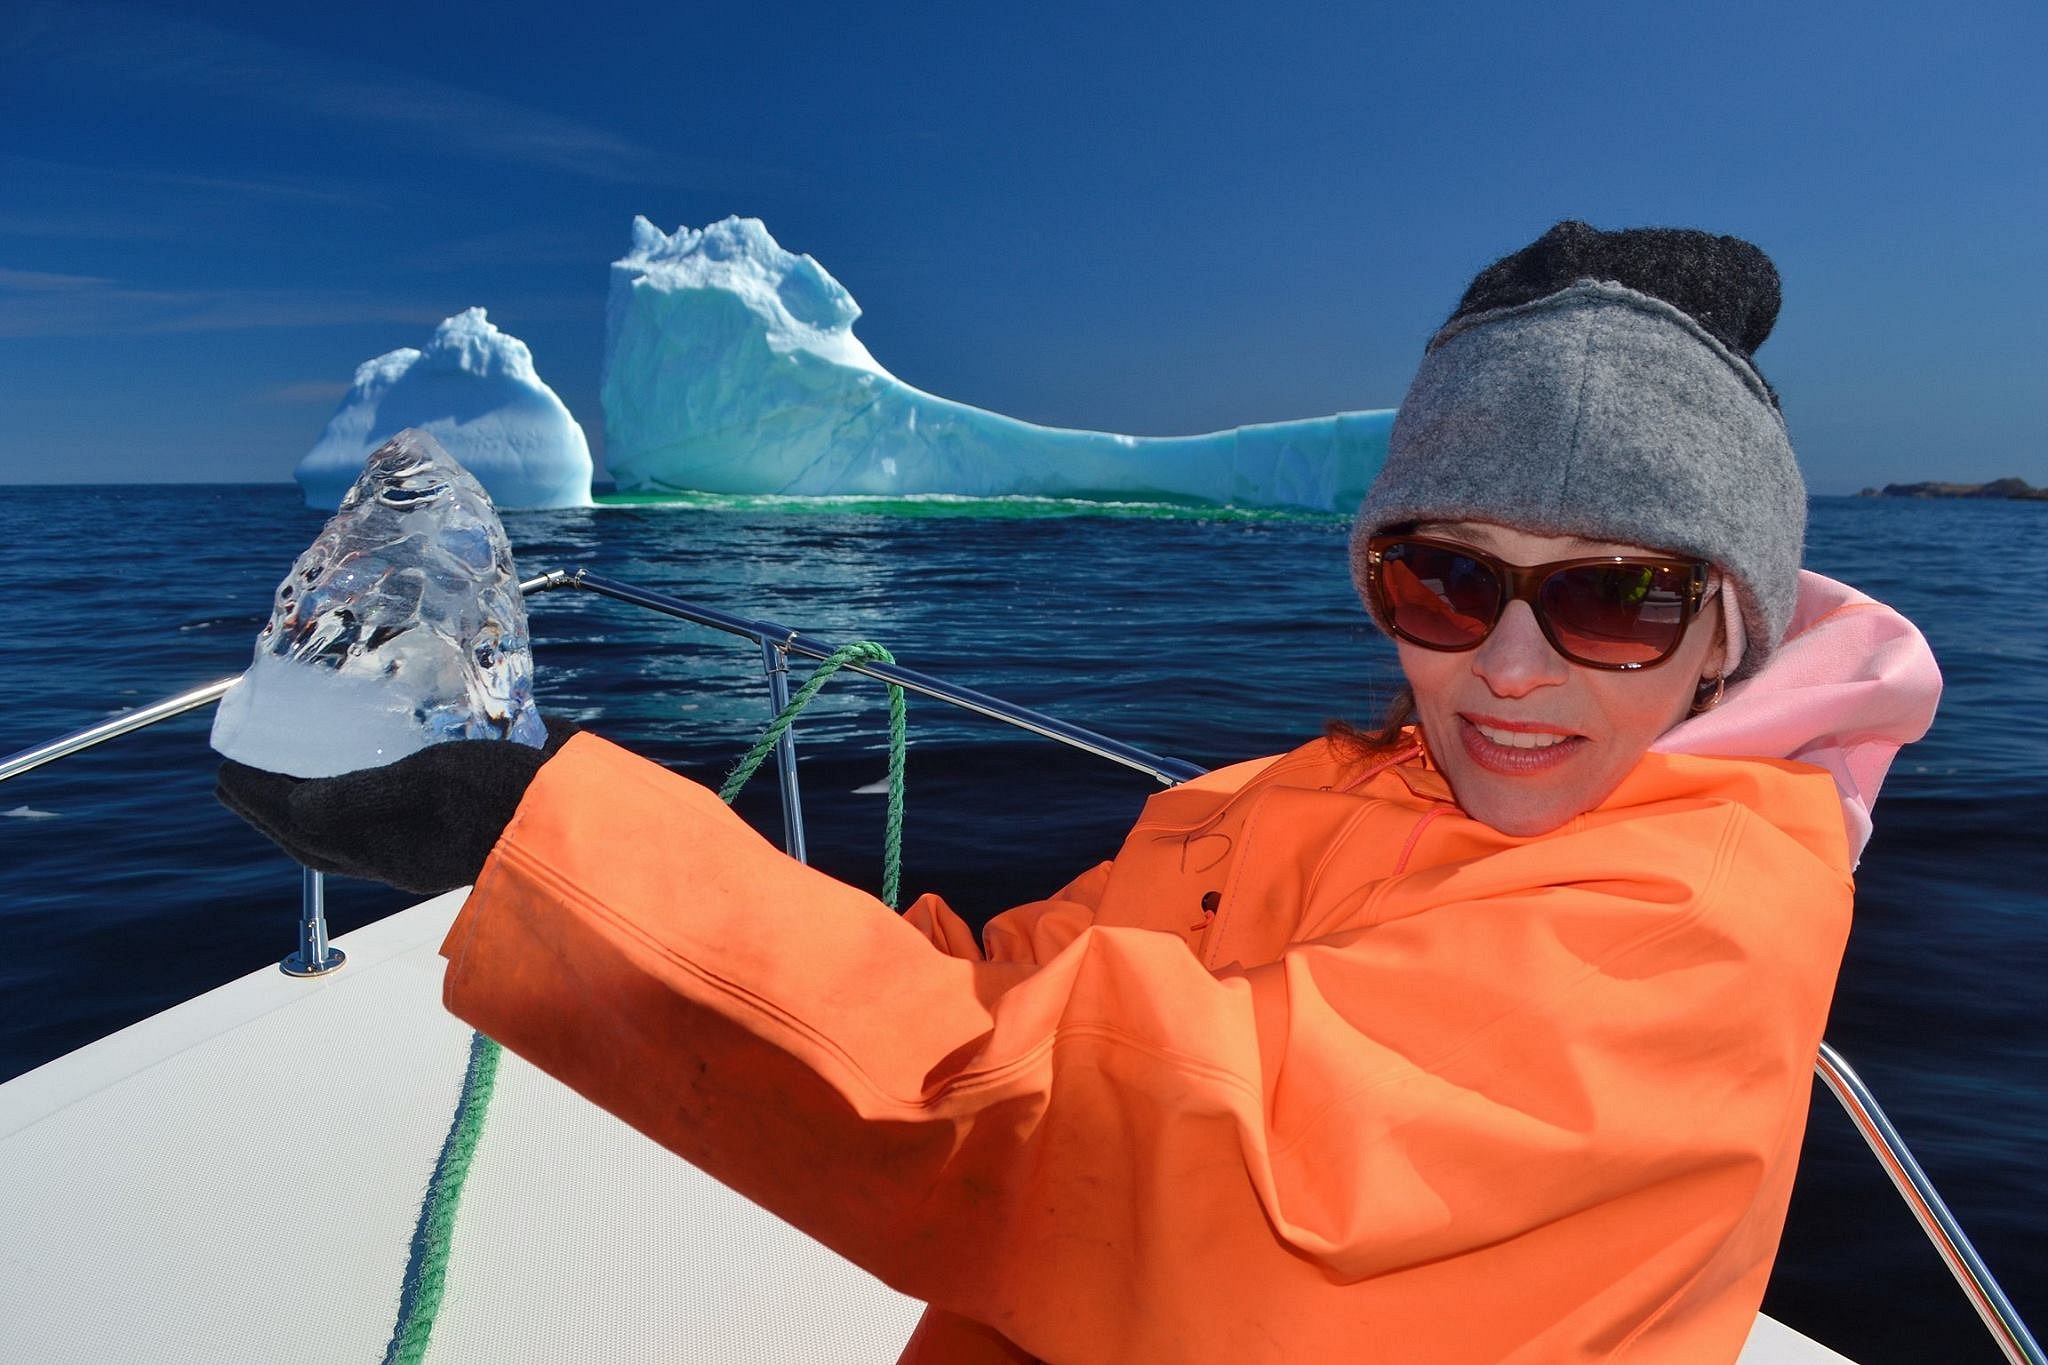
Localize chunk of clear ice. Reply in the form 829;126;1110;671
210;429;547;777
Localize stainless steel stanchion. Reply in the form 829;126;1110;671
280;867;346;977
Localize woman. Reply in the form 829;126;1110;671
221;222;1939;1362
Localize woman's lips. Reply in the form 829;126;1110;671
1458;715;1586;775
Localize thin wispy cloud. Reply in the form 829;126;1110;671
0;266;116;290
0;210;178;242
0;155;396;249
0;268;600;339
0;154;373;208
0;270;449;339
8;1;669;184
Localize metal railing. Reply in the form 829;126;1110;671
1816;1044;2042;1364
0;569;2037;1365
0;675;238;782
528;568;1206;860
0;569;1202;980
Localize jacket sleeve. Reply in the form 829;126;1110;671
899;860;1115;965
440;733;1850;1362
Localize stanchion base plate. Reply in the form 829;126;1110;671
280;947;347;978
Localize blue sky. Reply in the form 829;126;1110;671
1;0;2041;494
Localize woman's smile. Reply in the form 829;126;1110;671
1458;714;1587;771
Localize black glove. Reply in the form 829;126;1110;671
216;717;582;896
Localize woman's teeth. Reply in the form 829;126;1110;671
1472;723;1573;750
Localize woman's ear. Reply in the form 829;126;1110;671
1679;593;1728;716
1691;597;1729;714
1692;672;1727;714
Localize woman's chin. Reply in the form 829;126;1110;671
1439;748;1617;836
1459;792;1580;838
1433;723;1605;835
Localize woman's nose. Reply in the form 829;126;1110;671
1471;601;1571;698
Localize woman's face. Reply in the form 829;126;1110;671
1395;521;1724;837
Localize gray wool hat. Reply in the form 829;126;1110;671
1350;277;1806;680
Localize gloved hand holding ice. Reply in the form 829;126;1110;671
210;429;547;778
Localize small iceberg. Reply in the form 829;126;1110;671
602;217;1393;512
221;431;546;778
296;308;593;511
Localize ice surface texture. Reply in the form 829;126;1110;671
602;217;1395;512
213;430;547;778
296;308;593;511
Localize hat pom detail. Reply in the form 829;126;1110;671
1449;220;1782;377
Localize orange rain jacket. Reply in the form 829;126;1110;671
439;732;1855;1364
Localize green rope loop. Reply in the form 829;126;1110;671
720;641;908;909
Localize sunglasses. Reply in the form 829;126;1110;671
1365;534;1710;670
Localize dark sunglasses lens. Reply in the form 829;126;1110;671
1540;564;1692;665
1380;543;1500;648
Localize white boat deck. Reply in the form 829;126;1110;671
0;897;1853;1363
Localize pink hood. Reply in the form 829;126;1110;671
1655;570;1941;867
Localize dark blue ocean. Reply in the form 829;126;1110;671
1;485;2041;1362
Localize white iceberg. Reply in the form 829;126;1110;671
296;308;593;511
602;217;1393;512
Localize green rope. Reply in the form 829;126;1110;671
719;641;908;909
382;1029;502;1365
